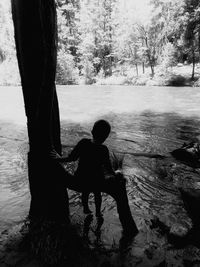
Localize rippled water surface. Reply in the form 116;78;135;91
1;85;200;264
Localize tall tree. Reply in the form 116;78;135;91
136;24;157;77
149;0;187;67
0;1;15;62
56;0;80;84
11;0;69;222
57;0;80;58
183;0;200;79
78;0;117;78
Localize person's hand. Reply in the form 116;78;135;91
115;170;122;175
115;169;126;182
105;173;115;180
49;150;61;160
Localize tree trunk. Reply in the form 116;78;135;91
145;37;154;77
150;64;155;77
192;41;195;80
11;0;137;233
135;63;138;76
11;0;69;222
142;62;145;74
108;0;112;77
199;31;200;63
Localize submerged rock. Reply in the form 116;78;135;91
171;142;200;167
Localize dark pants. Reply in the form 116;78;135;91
62;170;102;214
61;164;138;232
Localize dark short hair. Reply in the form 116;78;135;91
92;120;111;140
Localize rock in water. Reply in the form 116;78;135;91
171;142;200;166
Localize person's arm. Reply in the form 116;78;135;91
57;155;71;163
103;147;115;175
57;139;83;163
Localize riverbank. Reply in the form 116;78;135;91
95;64;200;87
1;61;200;87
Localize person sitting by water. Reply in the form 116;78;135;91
57;119;116;217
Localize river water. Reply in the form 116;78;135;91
1;85;200;265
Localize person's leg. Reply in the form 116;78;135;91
94;191;102;217
82;192;92;214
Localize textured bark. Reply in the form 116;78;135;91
199;31;200;63
145;37;154;77
11;0;69;222
191;41;195;80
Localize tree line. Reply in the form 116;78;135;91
56;0;200;83
1;0;200;85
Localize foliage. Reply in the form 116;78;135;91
56;49;79;84
78;0;117;78
2;0;200;85
0;1;20;85
152;71;188;86
57;0;80;58
80;57;96;84
194;78;200;87
160;42;178;69
0;1;15;62
183;0;200;78
165;74;187;86
0;59;20;85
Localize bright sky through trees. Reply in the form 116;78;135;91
119;0;152;24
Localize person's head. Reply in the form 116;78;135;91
91;120;111;144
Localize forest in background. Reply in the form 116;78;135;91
1;0;200;86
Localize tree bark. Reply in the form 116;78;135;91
191;40;195;80
199;31;200;63
145;37;154;77
135;63;139;76
11;0;69;222
142;62;145;74
11;0;137;232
